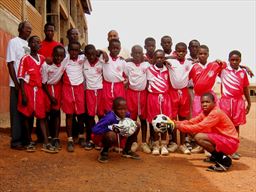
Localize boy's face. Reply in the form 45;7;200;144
144;41;156;54
201;96;215;114
229;54;241;70
29;37;40;52
68;29;79;43
69;44;80;60
161;38;172;52
85;48;97;64
108;42;121;57
188;41;200;57
44;25;54;40
53;48;65;64
175;46;187;61
154;51;165;68
198;48;209;64
131;46;143;63
114;100;127;119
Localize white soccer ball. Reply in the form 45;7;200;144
117;118;137;137
152;114;173;133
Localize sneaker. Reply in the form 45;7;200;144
203;156;216;163
207;163;229;172
52;138;62;150
78;137;86;148
95;145;102;150
131;142;139;152
122;150;141;160
67;141;74;152
231;153;240;160
84;141;95;150
185;142;193;151
167;142;178;153
179;144;191;155
160;145;169;156
41;143;58;154
114;147;123;153
191;145;204;153
26;142;36;152
204;150;212;157
98;151;109;163
141;143;151;154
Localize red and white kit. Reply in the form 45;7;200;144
62;55;85;115
166;59;192;118
17;54;46;118
190;62;225;117
124;61;150;120
83;58;104;117
102;55;126;112
219;65;249;126
41;61;65;111
147;65;171;123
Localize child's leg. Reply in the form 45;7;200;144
66;114;73;138
124;126;140;152
22;115;32;144
77;114;86;147
140;118;147;143
51;110;61;138
160;132;169;155
102;131;117;152
85;115;95;142
38;118;49;144
152;127;160;155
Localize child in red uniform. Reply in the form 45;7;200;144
219;50;251;159
175;92;239;172
147;49;172;156
102;39;126;113
144;37;156;64
42;45;66;150
83;44;105;150
124;45;150;153
62;42;85;152
17;36;57;153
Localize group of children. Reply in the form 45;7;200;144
14;26;251;169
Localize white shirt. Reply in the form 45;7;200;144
6;37;30;87
166;59;193;89
124;61;150;91
83;59;104;90
41;62;65;85
103;56;126;83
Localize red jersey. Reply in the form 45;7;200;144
18;54;45;87
220;66;249;98
38;40;61;59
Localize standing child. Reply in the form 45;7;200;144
144;37;156;64
92;97;140;163
83;44;105;150
17;36;57;153
62;42;86;152
147;49;172;155
166;42;193;154
219;50;251;160
102;39;126;113
124;45;151;153
41;45;66;150
160;35;174;57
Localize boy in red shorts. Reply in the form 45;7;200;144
175;92;239;172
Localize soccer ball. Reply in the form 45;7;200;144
152;114;174;133
115;118;137;137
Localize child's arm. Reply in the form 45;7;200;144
42;84;57;105
97;49;109;63
243;86;251;114
19;79;27;106
240;65;254;78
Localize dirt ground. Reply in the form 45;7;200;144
0;104;255;192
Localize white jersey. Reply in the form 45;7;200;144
124;61;150;91
83;59;104;90
63;55;85;85
166;58;193;89
41;62;65;85
6;37;30;87
103;55;126;83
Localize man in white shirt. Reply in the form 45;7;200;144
6;21;32;149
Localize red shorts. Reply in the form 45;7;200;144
45;83;62;112
219;97;246;126
169;87;190;118
147;93;172;123
62;83;85;115
102;81;126;113
18;84;46;119
126;89;147;120
85;89;104;117
91;132;127;148
207;133;239;155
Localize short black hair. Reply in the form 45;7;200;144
113;97;126;109
28;35;39;44
84;44;96;54
44;22;55;31
52;45;66;57
68;41;81;51
154;49;165;56
188;39;200;47
144;37;156;45
199;45;209;52
201;92;215;102
161;35;172;42
109;39;121;46
175;42;187;50
229;50;241;59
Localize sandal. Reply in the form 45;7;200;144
26;142;36;152
206;163;228;172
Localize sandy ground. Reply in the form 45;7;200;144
0;104;255;192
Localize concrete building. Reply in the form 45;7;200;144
0;0;92;113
